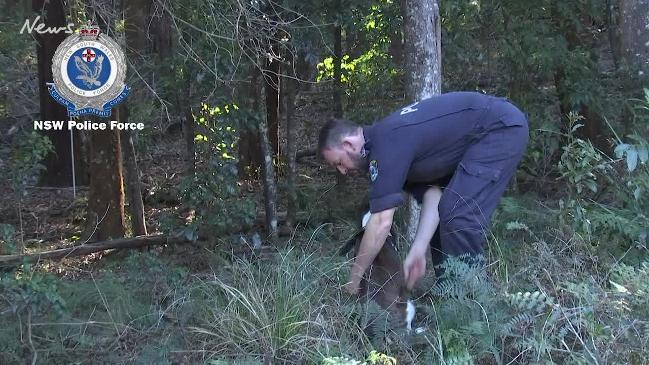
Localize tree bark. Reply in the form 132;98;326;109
84;120;126;242
619;0;649;74
259;113;279;238
33;0;88;187
183;97;195;171
238;66;263;178
607;0;623;69
122;0;153;56
402;0;442;242
264;56;281;158
181;71;195;171
120;123;147;236
285;78;298;231
120;0;149;236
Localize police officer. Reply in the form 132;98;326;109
318;92;529;294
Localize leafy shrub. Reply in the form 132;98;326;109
175;102;257;240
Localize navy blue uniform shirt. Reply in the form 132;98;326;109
363;91;526;213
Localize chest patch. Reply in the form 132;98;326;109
369;160;379;182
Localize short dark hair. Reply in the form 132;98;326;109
318;118;360;156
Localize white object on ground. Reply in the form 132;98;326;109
252;233;262;249
405;300;415;332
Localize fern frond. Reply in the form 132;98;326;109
506;291;554;314
500;312;534;335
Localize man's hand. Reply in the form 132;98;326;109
343;278;360;295
405;186;442;290
404;244;427;290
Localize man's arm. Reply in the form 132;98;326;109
347;207;395;292
413;186;442;251
404;186;442;288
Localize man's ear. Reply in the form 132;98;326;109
341;137;354;151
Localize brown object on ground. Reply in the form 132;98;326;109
342;230;411;327
0;234;183;268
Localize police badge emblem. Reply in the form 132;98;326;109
48;23;129;117
369;160;378;182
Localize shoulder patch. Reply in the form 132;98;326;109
369;160;378;182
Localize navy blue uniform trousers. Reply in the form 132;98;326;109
429;99;529;269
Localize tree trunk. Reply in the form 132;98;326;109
84;118;126;242
619;0;649;74
285;78;298;231
151;2;173;58
239;67;263;178
183;98;195;171
333;22;344;118
264;56;281;158
120;121;147;236
122;0;153;55
33;0;88;187
120;0;150;236
402;0;442;242
259;113;278;238
181;71;195;171
607;0;623;69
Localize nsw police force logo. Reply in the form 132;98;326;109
48;23;129;117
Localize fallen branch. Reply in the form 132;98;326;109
0;234;184;268
296;148;316;161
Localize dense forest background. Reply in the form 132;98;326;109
1;0;648;364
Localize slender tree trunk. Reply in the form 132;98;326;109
402;0;442;242
285;78;298;231
265;56;281;158
184;99;195;171
239;67;263;178
284;49;312;232
120;118;147;236
179;59;194;169
333;22;344;118
84;119;126;241
607;0;623;69
33;0;88;187
259;113;278;239
151;2;173;58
